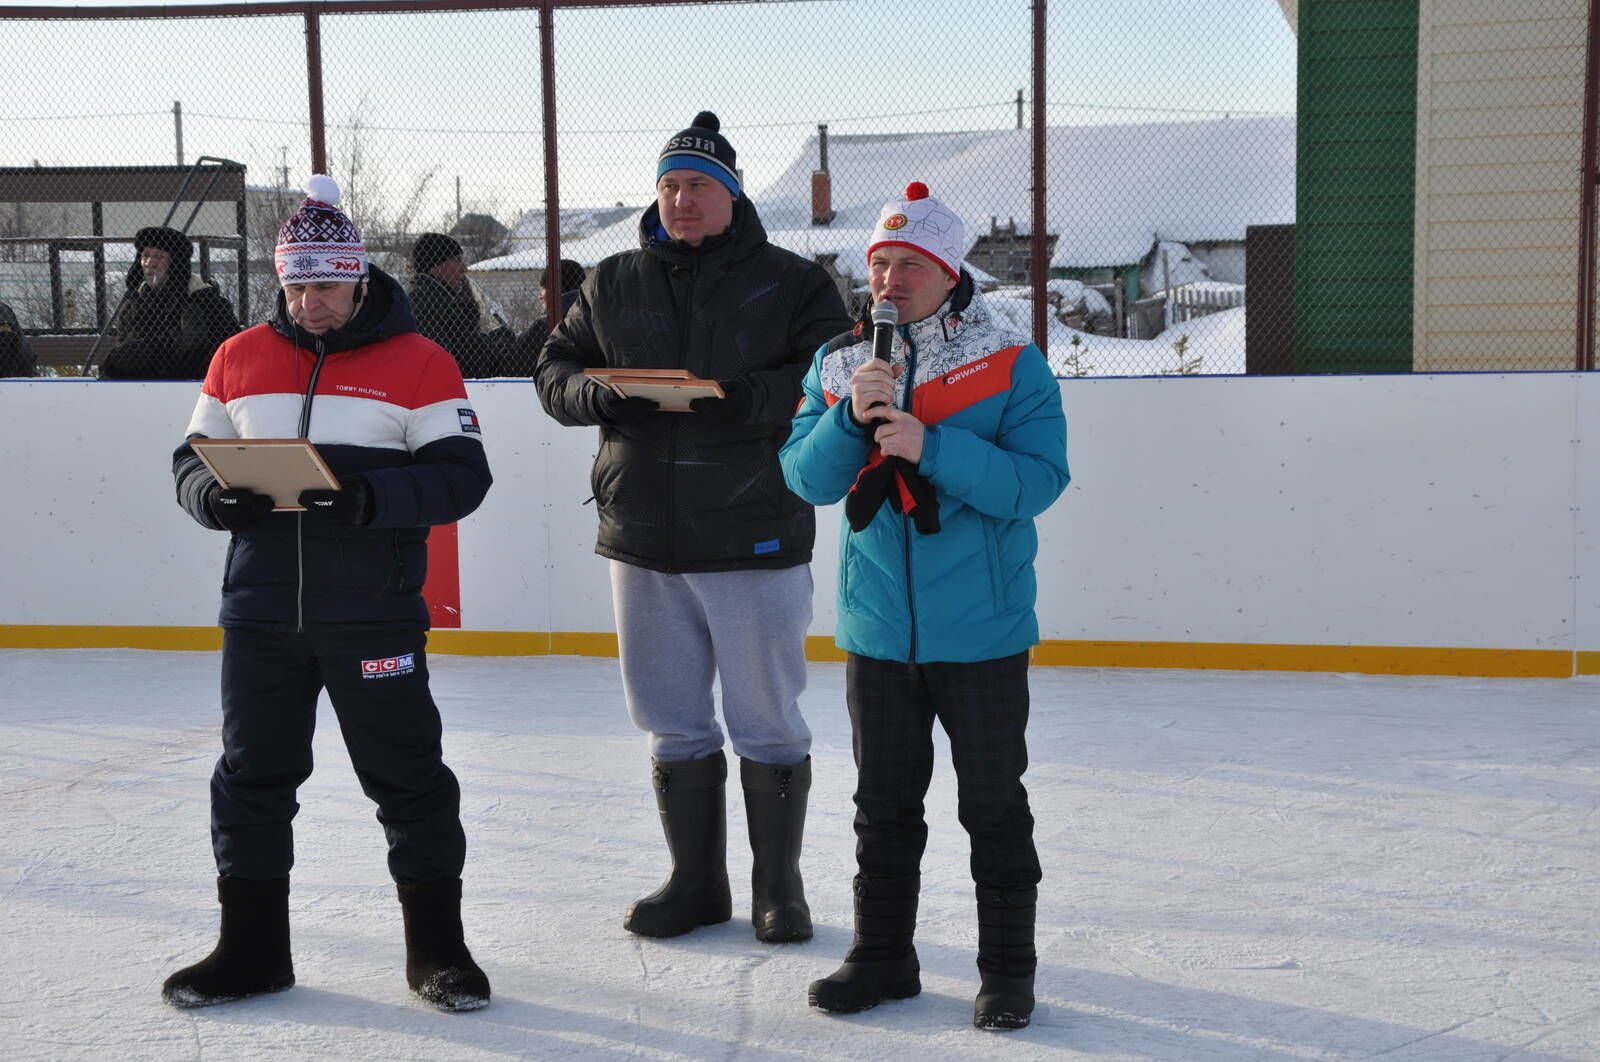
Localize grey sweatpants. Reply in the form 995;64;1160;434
610;560;813;765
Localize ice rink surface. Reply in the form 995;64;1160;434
1;648;1596;1061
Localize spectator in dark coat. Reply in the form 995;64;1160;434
101;226;239;380
0;299;35;377
507;258;585;376
407;232;515;378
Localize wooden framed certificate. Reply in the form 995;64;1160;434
189;438;340;511
583;368;724;412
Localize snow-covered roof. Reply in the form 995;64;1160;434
753;116;1295;270
505;204;637;243
472;116;1294;274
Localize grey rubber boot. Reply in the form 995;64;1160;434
741;755;813;942
624;751;732;937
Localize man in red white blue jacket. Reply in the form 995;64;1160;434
781;182;1069;1031
165;177;493;1014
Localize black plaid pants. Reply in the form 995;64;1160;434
846;650;1040;888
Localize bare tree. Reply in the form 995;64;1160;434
330;100;439;276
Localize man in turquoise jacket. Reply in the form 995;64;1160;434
780;182;1069;1032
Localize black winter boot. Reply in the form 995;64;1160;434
807;874;921;1014
741;755;813;942
397;878;491;1012
161;876;294;1008
973;884;1037;1030
624;751;732;937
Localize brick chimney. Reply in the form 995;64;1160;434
811;123;835;226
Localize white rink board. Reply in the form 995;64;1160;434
0;373;1594;657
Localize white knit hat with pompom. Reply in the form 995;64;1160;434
273;175;368;284
867;181;965;281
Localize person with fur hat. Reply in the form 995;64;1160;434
781;182;1069;1031
166;176;495;1013
534;111;850;946
407;231;516;377
100;224;239;379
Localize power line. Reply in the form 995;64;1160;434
5;98;1292;140
11;101;1021;139
1047;99;1291;117
190;103;1021;135
4;111;169;122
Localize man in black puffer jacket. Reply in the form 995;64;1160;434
535;111;850;946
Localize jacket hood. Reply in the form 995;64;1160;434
269;264;418;353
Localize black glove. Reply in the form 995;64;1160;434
893;463;942;535
688;378;753;423
845;455;897;532
844;454;941;535
207;485;275;531
594;386;660;425
298;474;373;527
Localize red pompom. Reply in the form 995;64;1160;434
905;181;929;201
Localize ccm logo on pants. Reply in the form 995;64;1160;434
361;653;417;679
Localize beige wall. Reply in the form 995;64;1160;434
1413;0;1590;371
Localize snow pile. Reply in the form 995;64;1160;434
1051;305;1247;377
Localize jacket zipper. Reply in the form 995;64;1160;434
295;334;329;633
900;325;919;664
667;258;698;567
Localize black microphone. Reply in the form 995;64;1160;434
870;299;897;363
862;300;899;423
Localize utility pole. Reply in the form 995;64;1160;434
1016;89;1023;129
174;101;184;165
455;175;462;224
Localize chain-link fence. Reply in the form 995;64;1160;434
0;1;1593;379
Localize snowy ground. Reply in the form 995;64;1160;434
2;649;1597;1061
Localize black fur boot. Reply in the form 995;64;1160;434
807;874;921;1014
741;755;812;942
161;876;294;1008
624;751;732;937
973;884;1037;1030
397;878;490;1012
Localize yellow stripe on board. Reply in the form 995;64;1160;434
1032;640;1576;678
0;625;223;651
423;630;620;658
0;627;1589;679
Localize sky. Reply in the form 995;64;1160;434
1;0;1298;223
2;649;1596;1060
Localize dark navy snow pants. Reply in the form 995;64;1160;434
210;627;465;884
846;650;1041;889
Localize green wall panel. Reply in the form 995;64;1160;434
1297;0;1419;372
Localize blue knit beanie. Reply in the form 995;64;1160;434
657;111;740;196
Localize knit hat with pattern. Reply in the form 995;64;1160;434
274;175;368;284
